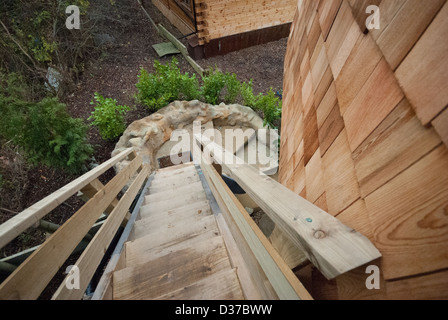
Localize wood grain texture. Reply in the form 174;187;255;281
395;2;448;125
352;99;442;197
348;0;382;32
317;0;343;40
365;145;448;280
374;0;446;70
432;107;448;147
321;129;361;216
343;58;404;152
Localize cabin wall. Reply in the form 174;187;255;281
196;0;297;45
279;0;448;299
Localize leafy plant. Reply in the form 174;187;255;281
201;68;226;105
255;88;282;129
0;73;93;174
136;58;200;111
223;72;241;104
89;92;131;140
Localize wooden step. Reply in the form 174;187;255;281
129;214;218;242
125;229;220;268
144;181;204;204
113;236;232;300
133;206;212;238
156;162;195;174
149;174;201;192
154;163;197;179
154;268;244;300
152;169;198;185
142;191;207;214
139;199;211;221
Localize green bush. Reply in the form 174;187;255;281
135;58;282;128
136;58;201;111
0;74;93;174
254;88;282;129
89;93;131;140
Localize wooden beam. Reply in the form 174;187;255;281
0;156;142;300
80;179;131;226
0;148;134;249
196;142;312;300
195;134;381;280
52;165;150;300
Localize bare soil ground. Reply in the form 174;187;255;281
0;0;287;298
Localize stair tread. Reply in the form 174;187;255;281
139;199;210;221
113;236;232;300
155;162;195;174
142;191;207;214
135;204;212;234
130;213;218;242
154;268;244;300
154;164;197;179
125;232;223;269
151;170;199;185
145;181;204;203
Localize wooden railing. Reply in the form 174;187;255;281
0;148;150;300
193;133;382;281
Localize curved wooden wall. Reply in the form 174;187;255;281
279;0;448;299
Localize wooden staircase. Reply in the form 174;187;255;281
111;162;245;300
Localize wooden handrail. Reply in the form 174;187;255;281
194;140;312;300
0;148;135;249
194;133;382;280
0;150;147;300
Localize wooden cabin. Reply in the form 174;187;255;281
149;0;297;58
278;0;448;299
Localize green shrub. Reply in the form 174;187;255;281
136;58;200;111
0;74;93;174
135;58;282;128
255;88;282;129
89;93;131;140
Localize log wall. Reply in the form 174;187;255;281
196;0;297;45
279;0;448;300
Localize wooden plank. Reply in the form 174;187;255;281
142;192;207;216
336;199;374;242
316;82;337;129
321;129;361;216
154;268;244;300
199;155;312;300
304;148;325;203
80;179;131;226
113;237;232;300
334;32;383;116
432;107;448;147
324;0;361;79
197;134;381;280
302;104;319;166
269;226;308;269
125;229;217;268
0;148;134;249
343;58;404;152
368;0;406;41
317;0;343;40
139;199;210;220
374;0;445;70
196;154;278;300
318;102;344;157
130;214;217;245
395;2;448;125
0;155;142;300
52;165;150;300
151;0;194;35
352;98;442;197
365;145;448;280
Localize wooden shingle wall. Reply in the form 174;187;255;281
279;0;448;300
196;0;297;45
